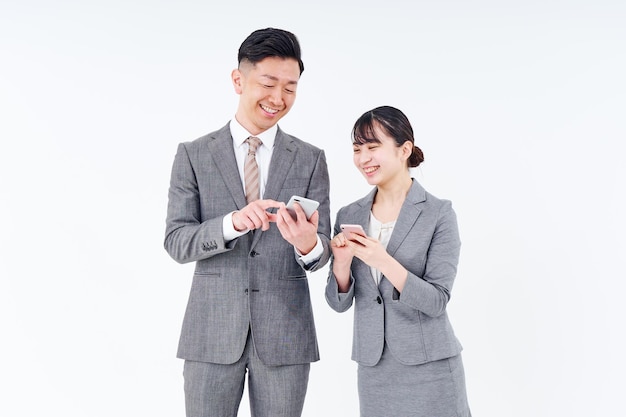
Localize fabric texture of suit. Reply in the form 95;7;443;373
165;123;331;366
325;179;463;366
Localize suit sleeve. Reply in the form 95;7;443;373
324;214;355;312
325;270;355;312
296;149;332;272
398;200;461;317
164;142;236;264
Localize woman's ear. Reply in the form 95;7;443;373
402;141;412;161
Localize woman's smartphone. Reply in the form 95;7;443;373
286;195;319;220
340;224;367;241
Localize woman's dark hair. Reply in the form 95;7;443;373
352;105;424;168
238;28;304;74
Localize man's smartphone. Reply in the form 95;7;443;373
286;195;319;220
340;224;367;241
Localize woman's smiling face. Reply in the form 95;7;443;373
353;124;411;187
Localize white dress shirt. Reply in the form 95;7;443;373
368;211;396;285
222;118;323;263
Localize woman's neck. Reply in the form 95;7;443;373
372;175;413;222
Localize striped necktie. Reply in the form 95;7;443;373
244;136;262;203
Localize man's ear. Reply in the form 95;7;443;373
232;69;243;94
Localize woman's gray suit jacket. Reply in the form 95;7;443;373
325;180;463;366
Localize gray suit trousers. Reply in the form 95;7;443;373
183;331;310;417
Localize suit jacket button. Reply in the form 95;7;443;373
250;251;258;257
376;296;382;304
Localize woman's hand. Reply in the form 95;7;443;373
346;233;390;270
348;233;408;293
330;233;355;292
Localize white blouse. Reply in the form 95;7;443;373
367;211;396;285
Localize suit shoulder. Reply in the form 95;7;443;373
422;191;457;222
424;190;453;207
411;179;452;210
279;130;325;154
336;193;371;218
179;124;230;150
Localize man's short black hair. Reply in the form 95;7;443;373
238;28;304;74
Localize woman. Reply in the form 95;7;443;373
326;106;471;417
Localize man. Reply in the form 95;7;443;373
164;28;331;417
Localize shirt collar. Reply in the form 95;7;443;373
230;118;277;149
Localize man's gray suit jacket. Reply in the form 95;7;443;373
325;180;463;366
165;124;331;366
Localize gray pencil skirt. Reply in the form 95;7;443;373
357;345;471;417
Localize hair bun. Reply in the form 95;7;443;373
409;145;424;168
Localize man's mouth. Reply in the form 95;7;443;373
261;104;279;114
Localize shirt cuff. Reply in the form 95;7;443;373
223;211;249;242
295;235;323;264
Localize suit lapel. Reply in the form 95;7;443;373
263;129;297;201
353;189;380;292
206;125;248;210
354;188;376;231
386;180;425;256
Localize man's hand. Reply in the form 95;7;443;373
232;199;281;232
274;202;319;255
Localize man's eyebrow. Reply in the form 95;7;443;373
261;74;298;85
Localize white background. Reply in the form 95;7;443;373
1;1;625;416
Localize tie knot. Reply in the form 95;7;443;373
246;136;262;155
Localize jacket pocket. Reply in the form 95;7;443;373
280;273;307;281
193;272;220;277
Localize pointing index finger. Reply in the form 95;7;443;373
258;199;282;210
